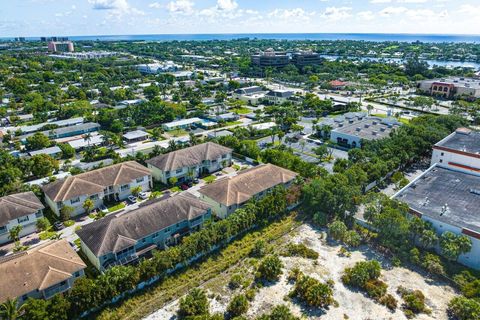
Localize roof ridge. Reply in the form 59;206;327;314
1;197;38;210
112;163;125;186
97;218;117;255
38;266;72;290
54;176;75;201
38;243;86;267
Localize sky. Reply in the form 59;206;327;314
1;0;480;37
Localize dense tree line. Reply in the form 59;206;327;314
20;186;293;318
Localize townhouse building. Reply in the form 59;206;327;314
42;161;152;217
0;192;45;245
146;142;232;184
0;240;86;304
198;163;297;218
76;193;212;271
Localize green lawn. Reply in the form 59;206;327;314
168;129;188;137
203;175;217;184
170;186;181;193
224;121;242;127
108;202;126;212
39;230;58;240
64;220;75;227
231;107;251;115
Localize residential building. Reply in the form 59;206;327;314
431;127;480;174
329;80;348;90
47;41;74;52
251;49;290;68
123;130;150;143
265;89;294;105
49;51;118;60
19;122;100;142
146;142;232;184
42;161;152;217
16;117;84;135
27;146;62;158
68;133;104;150
0;192;44;245
393;165;480;269
330;116;400;148
0;240;86;303
207;130;233;139
137;62;179;74
77;193;212;270
291;51;322;67
417;77;480;100
198;164;297;218
162;117;203;131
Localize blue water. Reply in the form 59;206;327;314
6;33;480;43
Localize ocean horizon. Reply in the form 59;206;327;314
3;33;480;43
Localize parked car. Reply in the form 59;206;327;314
127;196;137;204
180;184;189;190
193;178;199;184
186;181;193;187
138;192;148;200
53;221;65;231
99;204;108;213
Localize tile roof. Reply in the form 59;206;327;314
0;192;44;226
42;161;151;202
0;240;86;302
146;142;232;172
76;193;211;256
198;164;297;206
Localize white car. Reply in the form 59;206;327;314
138;192;148;200
127;196;137;204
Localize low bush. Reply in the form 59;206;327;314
281;243;319;260
178;288;209;318
448;296;480;320
364;279;388;300
397;286;431;318
379;294;398;311
257;304;299;320
229;274;244;290
342;260;381;288
289;272;336;308
227;294;249;318
257;255;283;282
251;239;268;258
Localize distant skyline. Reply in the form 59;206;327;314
1;0;480;37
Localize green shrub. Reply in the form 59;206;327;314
397;286;430;318
328;220;347;241
379;294;397;311
343;230;362;247
178;288;209;318
421;253;445;276
227;294;249;317
342;260;381;288
229;274;244;290
290;272;335;308
258;304;299;320
281;243;318;260
251;239;268;258
364;279;388;300
448;296;480;320
257;255;283;282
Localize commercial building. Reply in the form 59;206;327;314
393;165;480;269
417;77;480;100
0;192;44;245
77;193;212;271
431;127;480;174
146;142;232;184
0;240;86;303
264;89;295;105
330;116;401;148
198;164;297;218
137;62;179;74
233;86;266;106
291;51;322;67
47;41;74;52
49;51;118;60
42;161;152;217
251;49;289;68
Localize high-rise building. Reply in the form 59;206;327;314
48;41;74;52
251;48;289;68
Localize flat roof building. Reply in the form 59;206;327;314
291;51;322;67
330;116;400;148
431;128;480;175
417;77;480;100
123;130;150;143
393;165;480;269
48;41;74;53
162;117;203;131
251;48;289;68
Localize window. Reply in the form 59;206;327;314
21;294;28;302
440;159;443;163
212;160;217;164
441;152;444;156
0;226;7;233
71;197;80;204
165;171;170;177
35;211;43;218
222;154;227;159
142;238;146;243
136;177;144;183
18;216;29;224
176;168;183;174
121;184;129;191
90;194;99;200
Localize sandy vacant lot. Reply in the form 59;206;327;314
145;224;457;320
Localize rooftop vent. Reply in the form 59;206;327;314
440;203;449;216
422;196;429;206
372;131;378;136
380;127;386;132
356;127;361;132
372;121;378;125
364;124;370;128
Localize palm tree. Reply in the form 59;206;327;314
0;298;26;320
8;225;22;242
83;133;92;149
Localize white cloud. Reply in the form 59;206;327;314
216;0;238;11
322;7;352;21
357;10;375;20
370;0;391;3
268;8;313;20
166;0;195;15
88;0;144;18
148;2;162;9
458;4;480;16
379;6;408;16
